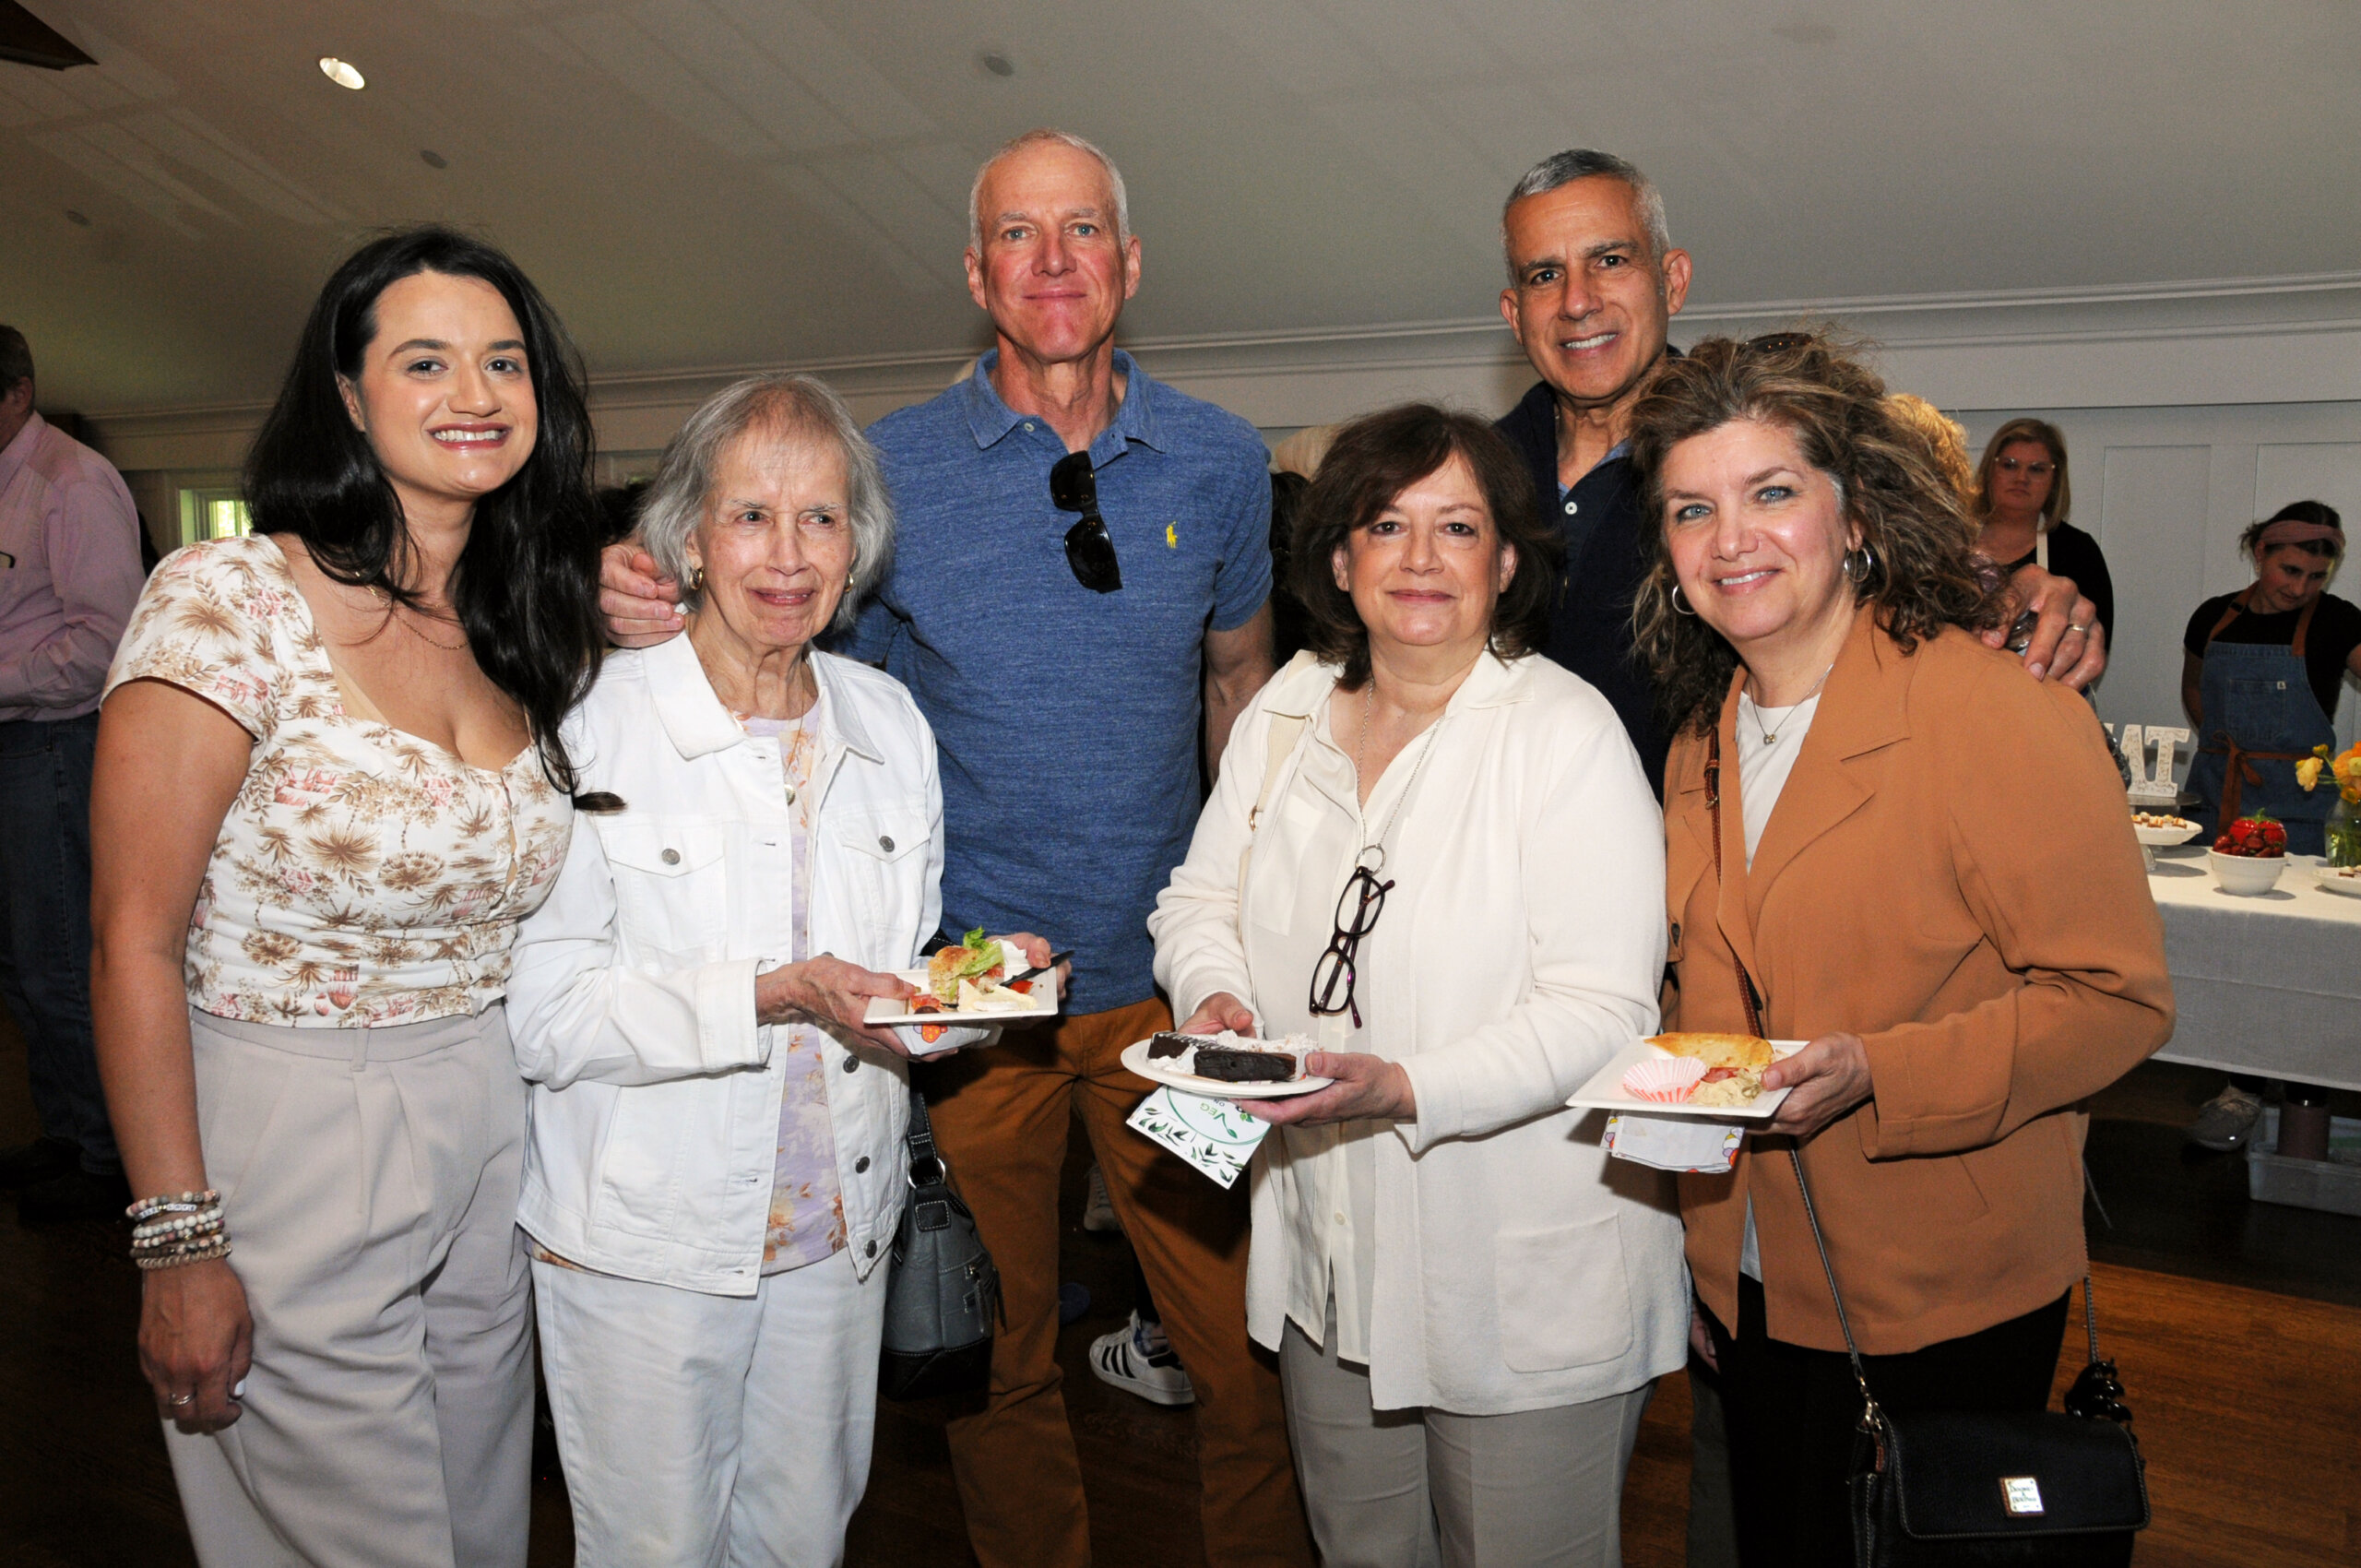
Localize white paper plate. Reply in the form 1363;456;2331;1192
1566;1038;1807;1121
2131;820;2201;847
1120;1039;1335;1099
861;941;1059;1026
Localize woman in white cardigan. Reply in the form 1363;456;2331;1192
508;375;1050;1567
1150;404;1687;1568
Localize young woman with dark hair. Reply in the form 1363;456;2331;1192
87;228;603;1567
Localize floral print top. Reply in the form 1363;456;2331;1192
102;534;572;1028
743;707;847;1273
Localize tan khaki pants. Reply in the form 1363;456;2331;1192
919;996;1313;1568
1280;1299;1650;1568
163;1006;535;1568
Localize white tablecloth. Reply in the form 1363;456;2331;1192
2144;847;2361;1089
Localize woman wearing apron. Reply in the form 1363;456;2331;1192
2178;500;2360;1153
2182;501;2358;855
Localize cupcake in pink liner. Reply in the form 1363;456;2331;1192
1621;1056;1708;1103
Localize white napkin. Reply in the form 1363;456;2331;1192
1602;1112;1742;1172
1127;1087;1272;1188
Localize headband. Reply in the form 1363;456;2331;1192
2258;519;2344;552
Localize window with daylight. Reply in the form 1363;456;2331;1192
178;488;253;544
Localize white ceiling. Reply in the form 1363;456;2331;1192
6;0;2357;416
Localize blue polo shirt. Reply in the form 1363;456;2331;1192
839;350;1271;1015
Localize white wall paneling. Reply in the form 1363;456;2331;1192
1950;407;2361;764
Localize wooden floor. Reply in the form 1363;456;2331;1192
2;1023;2354;1566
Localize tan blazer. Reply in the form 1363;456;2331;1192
1665;607;2173;1355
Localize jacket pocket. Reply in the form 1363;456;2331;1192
597;817;729;958
830;810;930;943
1495;1214;1637;1372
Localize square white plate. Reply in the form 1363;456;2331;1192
860;941;1058;1027
1566;1038;1808;1121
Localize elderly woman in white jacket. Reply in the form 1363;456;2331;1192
1150;404;1687;1568
508;374;1050;1568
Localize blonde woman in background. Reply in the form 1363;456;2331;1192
1973;416;2115;647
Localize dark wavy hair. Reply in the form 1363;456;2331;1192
1626;333;2003;738
1287;403;1561;691
243;227;604;790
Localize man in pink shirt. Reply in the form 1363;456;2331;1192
0;326;145;1222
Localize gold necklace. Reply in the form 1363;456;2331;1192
1746;660;1835;746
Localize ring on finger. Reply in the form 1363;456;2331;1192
165;1392;195;1407
2069;624;2090;634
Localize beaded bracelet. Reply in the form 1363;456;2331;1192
127;1190;220;1224
133;1215;224;1247
136;1236;232;1271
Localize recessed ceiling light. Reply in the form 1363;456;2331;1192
979;50;1015;78
65;209;90;227
319;56;365;90
420;149;447;169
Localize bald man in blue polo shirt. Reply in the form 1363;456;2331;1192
601;130;1306;1568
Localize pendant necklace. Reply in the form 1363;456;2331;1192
1355;683;1446;870
1748;659;1835;747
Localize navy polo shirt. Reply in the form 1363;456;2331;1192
838;350;1272;1015
1495;377;1668;793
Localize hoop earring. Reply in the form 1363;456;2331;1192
685;564;706;594
1670;583;1697;617
1840;544;1876;584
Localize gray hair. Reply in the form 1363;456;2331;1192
968;127;1130;255
637;374;894;632
0;327;31;395
1502;149;1672;275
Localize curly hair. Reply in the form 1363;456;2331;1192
1625;333;2003;738
1287;403;1560;691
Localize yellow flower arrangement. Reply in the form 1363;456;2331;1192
2300;742;2361;806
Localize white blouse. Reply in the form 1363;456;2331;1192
1247;697;1443;1365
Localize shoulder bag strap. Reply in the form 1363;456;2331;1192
1236;710;1310;949
1248;712;1310;832
905;1082;946;1185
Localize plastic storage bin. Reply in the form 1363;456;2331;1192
2245;1106;2361;1217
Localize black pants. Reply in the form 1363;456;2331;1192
1703;1273;2069;1567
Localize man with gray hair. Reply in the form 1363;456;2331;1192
0;325;145;1221
597;130;1307;1568
1492;150;2106;793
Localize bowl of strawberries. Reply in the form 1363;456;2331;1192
2209;811;2288;895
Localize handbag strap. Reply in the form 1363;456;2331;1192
1703;731;2105;1435
905;1081;947;1187
1248;712;1310;832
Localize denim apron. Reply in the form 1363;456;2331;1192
2187;590;2333;854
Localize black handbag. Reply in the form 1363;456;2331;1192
878;1083;1001;1401
1787;1151;2150;1566
1703;731;2151;1565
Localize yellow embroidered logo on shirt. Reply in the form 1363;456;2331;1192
1165;522;1178;548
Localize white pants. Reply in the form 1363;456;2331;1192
534;1248;888;1568
1280;1301;1651;1568
165;1007;535;1568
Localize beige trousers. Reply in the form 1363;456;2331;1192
163;1006;535;1568
1280;1300;1651;1568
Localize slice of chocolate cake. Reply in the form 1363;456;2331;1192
1192;1046;1298;1083
1147;1031;1204;1062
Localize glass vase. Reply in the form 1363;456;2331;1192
2328;795;2361;868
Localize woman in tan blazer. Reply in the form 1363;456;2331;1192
1623;335;2173;1565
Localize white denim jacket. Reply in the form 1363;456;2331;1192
508;636;941;1295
